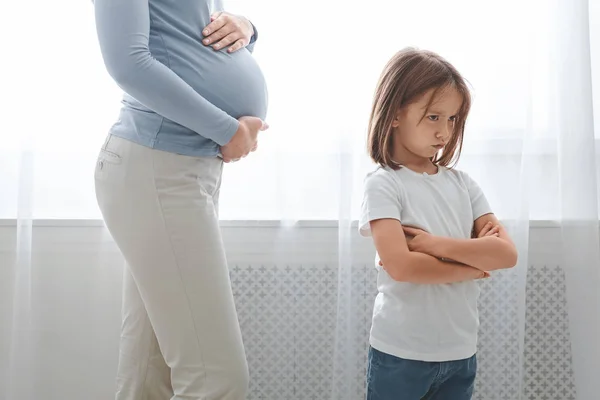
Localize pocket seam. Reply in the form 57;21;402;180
98;148;122;164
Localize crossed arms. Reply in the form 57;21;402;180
371;213;518;284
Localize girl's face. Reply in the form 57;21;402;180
392;87;463;164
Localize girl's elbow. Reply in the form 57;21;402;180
507;247;518;268
382;260;412;282
500;246;518;269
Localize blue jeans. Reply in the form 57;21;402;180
366;347;477;400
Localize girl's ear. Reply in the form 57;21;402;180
391;110;402;128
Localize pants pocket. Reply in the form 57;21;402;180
94;135;126;183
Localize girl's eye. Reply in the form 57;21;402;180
449;116;457;122
428;115;439;121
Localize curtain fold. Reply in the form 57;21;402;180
554;1;600;398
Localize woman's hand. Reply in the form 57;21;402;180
202;12;254;53
220;116;268;163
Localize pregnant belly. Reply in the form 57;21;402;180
173;46;268;121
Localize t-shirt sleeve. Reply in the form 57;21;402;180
359;171;403;237
463;172;493;220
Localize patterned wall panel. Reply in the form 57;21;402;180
230;263;576;400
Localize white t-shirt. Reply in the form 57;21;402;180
359;165;492;362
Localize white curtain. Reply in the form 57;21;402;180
1;0;599;399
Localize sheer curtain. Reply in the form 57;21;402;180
1;0;599;399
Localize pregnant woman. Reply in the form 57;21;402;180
92;0;268;399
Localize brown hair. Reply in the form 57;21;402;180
367;47;471;169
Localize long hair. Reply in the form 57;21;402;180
367;47;471;169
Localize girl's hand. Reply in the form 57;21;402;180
402;226;437;255
475;221;500;238
202;12;254;53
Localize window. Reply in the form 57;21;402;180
1;0;598;221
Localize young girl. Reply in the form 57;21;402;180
359;48;518;400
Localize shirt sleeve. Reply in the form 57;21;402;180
94;0;239;146
359;170;403;237
462;172;493;220
246;21;258;53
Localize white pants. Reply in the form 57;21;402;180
94;135;248;400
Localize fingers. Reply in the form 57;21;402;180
402;226;424;237
402;227;416;236
227;38;248;53
204;29;237;49
221;117;267;161
210;11;222;22
222;151;245;162
486;225;500;237
202;15;227;38
244;117;269;137
477;222;500;238
212;32;244;50
477;222;492;237
477;270;491;279
221;142;256;162
203;14;247;51
203;15;239;51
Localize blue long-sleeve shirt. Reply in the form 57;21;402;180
94;0;268;156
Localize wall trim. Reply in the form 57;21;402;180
0;218;564;228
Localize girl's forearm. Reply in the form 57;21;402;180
384;251;487;284
431;236;518;271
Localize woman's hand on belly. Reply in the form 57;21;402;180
220;116;269;163
202;12;254;53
